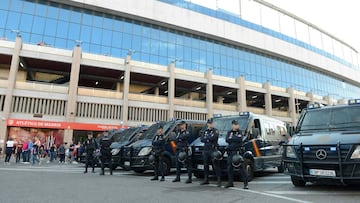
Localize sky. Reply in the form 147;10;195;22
189;0;360;57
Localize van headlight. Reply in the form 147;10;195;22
286;146;296;158
351;146;360;159
138;147;152;156
111;148;120;156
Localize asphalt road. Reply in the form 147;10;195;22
0;161;360;203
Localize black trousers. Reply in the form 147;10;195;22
100;155;113;174
5;147;12;162
227;151;248;185
203;150;221;179
154;151;164;178
175;148;192;178
85;151;95;172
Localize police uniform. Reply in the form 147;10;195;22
151;127;165;181
99;133;113;175
83;132;98;173
200;118;222;187
173;121;192;183
225;120;249;189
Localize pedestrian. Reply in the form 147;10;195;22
172;121;192;184
200;118;222;187
99;131;113;175
16;143;23;164
4;138;15;165
27;139;34;164
68;142;75;163
150;125;165;181
58;143;66;164
225;120;248;189
83;131;97;174
22;141;29;164
49;144;56;163
31;142;40;165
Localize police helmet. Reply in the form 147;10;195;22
178;151;187;163
232;154;244;167
148;154;155;165
211;150;223;160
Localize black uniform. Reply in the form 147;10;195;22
99;135;113;175
173;128;192;183
225;129;248;188
151;133;165;180
200;127;221;185
83;137;97;173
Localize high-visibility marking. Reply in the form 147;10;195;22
170;141;177;153
252;139;261;157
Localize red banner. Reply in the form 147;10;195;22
7;119;125;131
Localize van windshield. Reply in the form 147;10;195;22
143;122;168;139
214;117;249;136
113;128;138;142
299;106;360;132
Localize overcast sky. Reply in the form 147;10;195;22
190;0;360;56
266;0;360;52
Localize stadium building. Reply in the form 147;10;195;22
0;0;359;146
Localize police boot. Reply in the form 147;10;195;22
225;182;234;188
172;176;180;182
200;177;209;185
217;177;222;187
92;168;95;173
83;169;88;174
185;175;192;184
151;176;159;181
110;169;113;175
160;176;165;182
100;171;105;175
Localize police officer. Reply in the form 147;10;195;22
83;131;98;174
151;125;165;181
172;120;192;184
225;120;249;189
99;131;113;175
200;118;222;187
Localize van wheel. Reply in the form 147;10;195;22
291;176;306;187
162;158;171;176
134;169;146;173
244;159;254;182
193;171;204;179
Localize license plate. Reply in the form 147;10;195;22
124;161;130;166
309;169;336;177
197;165;213;170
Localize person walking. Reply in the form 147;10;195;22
15;143;23;164
83;131;98;174
58;143;66;164
31;142;40;165
22;141;29;164
4;138;15;165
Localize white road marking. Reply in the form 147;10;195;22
250;181;291;184
223;186;313;203
267;191;360;196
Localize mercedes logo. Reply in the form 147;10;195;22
315;149;327;160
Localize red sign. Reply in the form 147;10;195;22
7;119;125;131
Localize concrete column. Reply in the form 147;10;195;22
64;45;82;144
122;55;131;125
168;63;175;119
324;96;332;106
307;92;315;104
217;96;223;104
154;87;159;96
0;36;22;149
236;76;247;112
206;70;213;119
264;81;272;116
287;87;297;126
338;98;347;105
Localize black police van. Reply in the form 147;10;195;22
110;126;148;170
192;112;288;180
123;119;205;175
283;99;360;186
